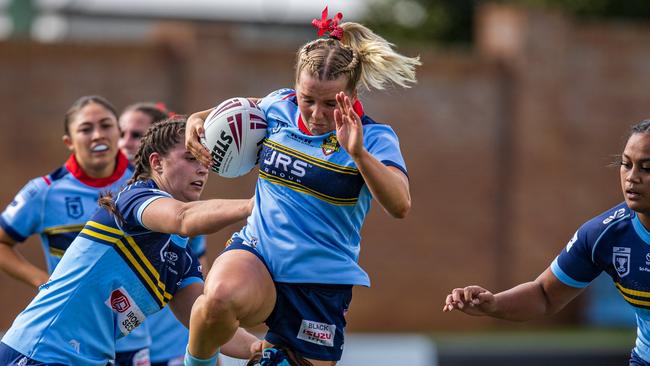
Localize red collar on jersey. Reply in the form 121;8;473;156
297;99;365;136
65;151;129;188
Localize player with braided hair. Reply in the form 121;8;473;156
183;7;420;365
0;117;259;365
119;103;212;366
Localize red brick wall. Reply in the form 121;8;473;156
0;5;646;332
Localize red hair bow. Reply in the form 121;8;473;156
312;6;343;40
155;102;176;118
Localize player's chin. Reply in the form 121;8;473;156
186;187;204;201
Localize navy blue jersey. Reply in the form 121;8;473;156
552;202;650;361
1;179;203;365
148;236;205;363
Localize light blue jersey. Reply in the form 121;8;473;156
552;202;650;363
232;89;407;286
1;179;203;366
0;153;150;353
148;236;206;364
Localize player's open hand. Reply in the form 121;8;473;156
443;285;496;316
185;110;212;167
334;92;364;158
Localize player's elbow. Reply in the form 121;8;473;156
389;199;411;219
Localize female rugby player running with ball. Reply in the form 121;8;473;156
183;7;420;366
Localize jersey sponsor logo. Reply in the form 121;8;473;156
288;132;313;146
603;208;626;224
613;247;631;277
106;287;147;336
262;150;309;179
565;231;578;252
321;134;340;156
164;251;178;264
110;289;131;313
65;196;84;219
297;319;335;347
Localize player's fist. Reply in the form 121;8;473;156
442;285;496;316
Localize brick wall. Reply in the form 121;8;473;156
0;5;646;332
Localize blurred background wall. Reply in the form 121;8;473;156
1;0;649;337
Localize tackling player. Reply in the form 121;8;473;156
0;117;259;365
119;102;212;366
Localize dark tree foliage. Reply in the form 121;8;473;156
363;0;650;45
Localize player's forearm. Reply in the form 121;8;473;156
353;149;410;218
0;242;49;289
178;199;251;237
489;281;554;321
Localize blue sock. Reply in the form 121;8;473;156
183;347;219;366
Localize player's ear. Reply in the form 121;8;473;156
62;134;74;152
149;152;163;175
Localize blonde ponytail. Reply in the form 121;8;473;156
340;22;420;91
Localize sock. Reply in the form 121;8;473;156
183;347;219;366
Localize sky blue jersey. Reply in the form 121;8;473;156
232;89;408;286
552;202;650;362
147;235;205;363
0;153;150;352
1;179;203;366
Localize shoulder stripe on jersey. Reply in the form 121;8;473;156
259;171;358;206
81;221;173;308
264;140;359;175
615;282;650;308
87;220;123;236
41;176;52;186
115;237;172;307
44;224;85;235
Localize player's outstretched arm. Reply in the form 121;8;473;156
443;267;584;321
141;197;253;238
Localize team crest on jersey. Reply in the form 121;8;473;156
65;196;84;219
321;134;340;156
613;247;631;277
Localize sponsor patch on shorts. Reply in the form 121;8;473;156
105;287;146;336
297;319;335;347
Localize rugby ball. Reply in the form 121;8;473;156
202;97;267;178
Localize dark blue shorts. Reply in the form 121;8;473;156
223;241;352;361
112;347;150;366
0;342;66;366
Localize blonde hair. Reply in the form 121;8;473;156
296;22;421;92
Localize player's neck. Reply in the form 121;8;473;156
637;212;650;233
